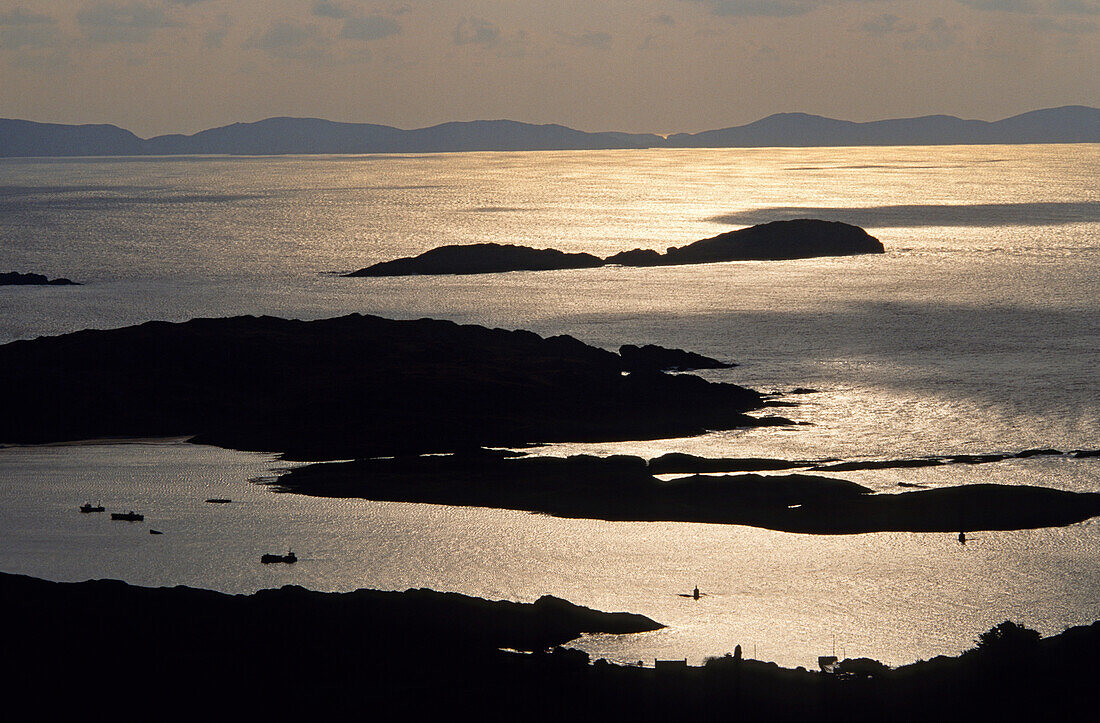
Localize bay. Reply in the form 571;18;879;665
1;144;1098;667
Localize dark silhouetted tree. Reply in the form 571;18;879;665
974;621;1041;658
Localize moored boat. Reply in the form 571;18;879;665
110;510;144;521
260;551;297;564
79;503;105;513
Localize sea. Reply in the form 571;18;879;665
1;144;1098;669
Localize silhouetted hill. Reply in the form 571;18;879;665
0;117;662;157
0;118;144;156
143;116;406;155
667;105;1100;147
2;107;1096;156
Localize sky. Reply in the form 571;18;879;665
1;1;1097;137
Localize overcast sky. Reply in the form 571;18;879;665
1;1;1097;136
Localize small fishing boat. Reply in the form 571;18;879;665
79;503;105;513
149;529;163;535
260;550;297;564
205;498;232;504
110;510;144;522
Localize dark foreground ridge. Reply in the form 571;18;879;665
273;450;1100;533
0;271;80;286
0;314;765;460
346;219;884;277
4;572;1098;721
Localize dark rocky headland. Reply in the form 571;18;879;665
346;219;884;277
0;313;765;460
4;571;1097;721
0;271;80;286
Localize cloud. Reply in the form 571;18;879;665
686;0;816;17
253;20;326;60
453;16;500;46
555;31;612;49
911;17;958;49
956;0;1038;11
203;13;233;48
76;2;177;44
957;0;1100;12
858;14;917;35
0;7;61;50
341;16;402;41
312;1;351;20
1027;15;1099;30
0;8;57;25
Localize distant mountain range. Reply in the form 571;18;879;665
2;106;1098;157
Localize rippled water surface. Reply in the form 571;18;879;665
1;145;1098;667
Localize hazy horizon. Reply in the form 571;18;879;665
2;1;1098;137
8;103;1099;139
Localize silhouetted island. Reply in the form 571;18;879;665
0;314;768;460
272;450;1100;533
4;571;1098;720
0;271;79;286
346;220;884;277
346;242;605;276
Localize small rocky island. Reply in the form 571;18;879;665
346;219;884;277
0;271;80;286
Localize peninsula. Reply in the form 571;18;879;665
346;219;884;277
272;450;1100;534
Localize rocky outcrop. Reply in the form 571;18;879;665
618;344;733;372
0;271;80;286
0;314;767;460
345;220;883;277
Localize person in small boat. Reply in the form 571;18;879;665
693;586;700;600
958;531;966;545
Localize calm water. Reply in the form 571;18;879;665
1;145;1098;667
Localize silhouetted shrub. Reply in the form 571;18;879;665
974;621;1041;658
835;657;891;678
